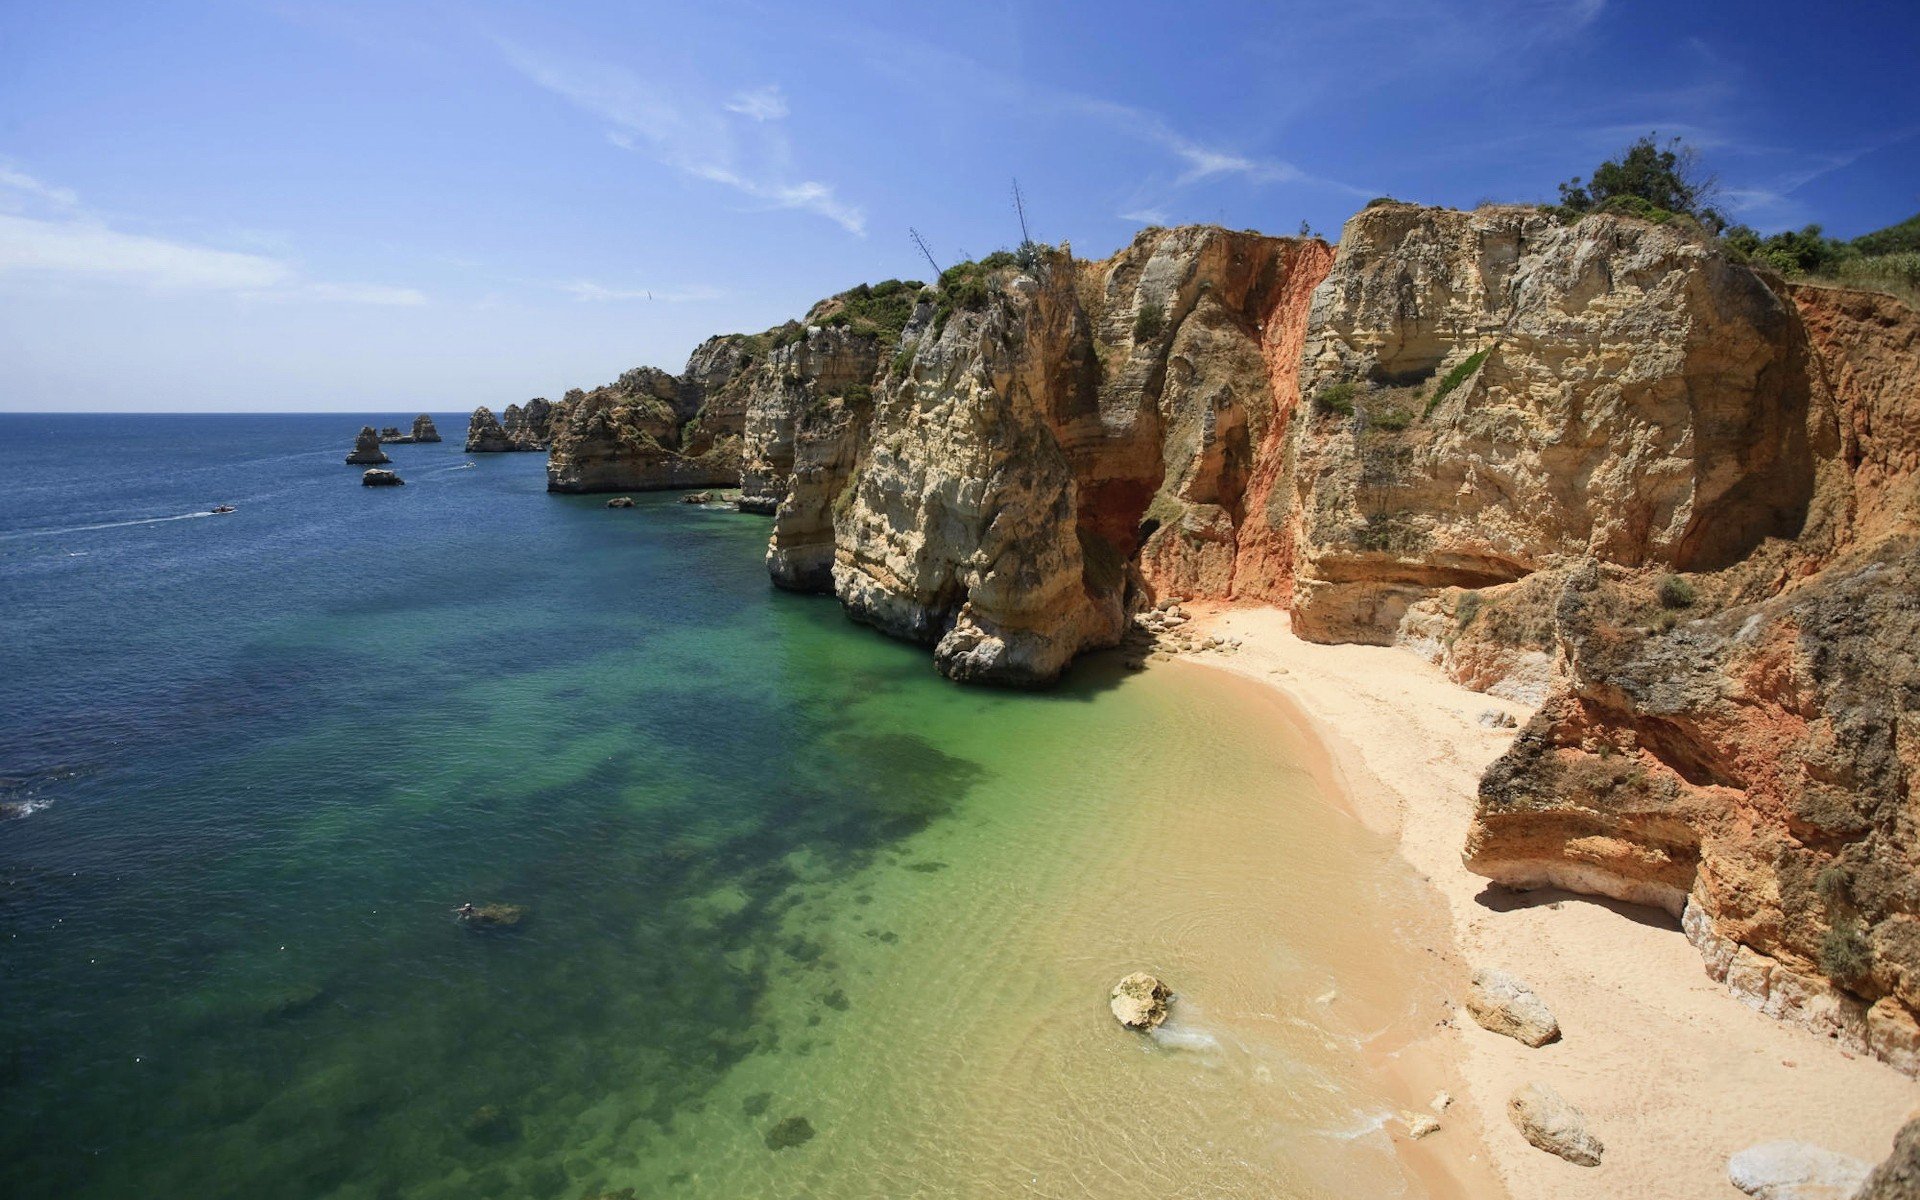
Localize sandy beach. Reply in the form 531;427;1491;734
1175;603;1916;1200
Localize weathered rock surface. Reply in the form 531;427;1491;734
1466;967;1561;1046
1506;1082;1602;1166
1109;972;1172;1029
1727;1140;1871;1200
467;400;556;453
411;414;441;443
1857;1117;1920;1200
605;496;634;508
361;468;403;486
345;426;390;465
1290;203;1814;645
545;349;747;492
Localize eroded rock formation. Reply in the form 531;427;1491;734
345;426;389;465
411;414;441;443
467;400;557;453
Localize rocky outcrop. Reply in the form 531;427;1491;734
361;468;403;486
545;346;751;492
1289;203;1815;645
1466;967;1561;1047
768;231;1331;684
411;414;441;443
1109;972;1172;1029
345;426;389;465
1507;1082;1603;1166
1462;274;1920;1072
1858;1117;1920;1200
467;400;557;453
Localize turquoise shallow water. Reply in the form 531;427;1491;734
0;415;1445;1199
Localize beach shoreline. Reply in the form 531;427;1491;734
1170;603;1916;1200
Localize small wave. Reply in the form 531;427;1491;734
1322;1108;1395;1141
0;510;219;541
1148;1024;1221;1053
1;797;52;820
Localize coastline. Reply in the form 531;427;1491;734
1171;603;1917;1200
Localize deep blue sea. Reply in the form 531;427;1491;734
0;414;1441;1199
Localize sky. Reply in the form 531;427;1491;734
1;0;1916;412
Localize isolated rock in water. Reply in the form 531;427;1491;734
361;469;404;487
605;496;635;508
1728;1140;1871;1200
456;902;524;928
1857;1118;1920;1200
764;1115;815;1150
378;424;405;441
465;406;512;453
345;426;389;465
1110;972;1172;1029
681;491;714;504
1507;1082;1602;1166
411;413;441;443
1468;967;1561;1047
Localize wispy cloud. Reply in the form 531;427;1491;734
725;86;788;122
496;39;864;235
1118;208;1171;226
560;280;725;303
0;164;424;303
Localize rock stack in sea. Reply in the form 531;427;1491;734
345;425;389;465
466;399;556;452
361;468;403;486
410;413;441;443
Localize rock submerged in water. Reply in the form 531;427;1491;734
1507;1082;1602;1166
681;491;715;504
345;425;389;465
764;1115;815;1150
362;469;403;487
1728;1140;1871;1200
1109;972;1172;1029
605;496;635;508
1467;967;1560;1047
456;902;524;928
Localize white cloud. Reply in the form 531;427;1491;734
0;165;425;303
0;164;80;211
0;213;293;289
560;280;725;303
1119;208;1171;225
725;86;788;122
496;39;865;236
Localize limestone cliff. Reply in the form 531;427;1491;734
1460;272;1920;1071
757;231;1331;684
1288;202;1816;644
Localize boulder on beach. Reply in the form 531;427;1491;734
1109;972;1172;1029
1507;1082;1602;1166
1468;967;1560;1047
1728;1140;1872;1200
606;496;635;508
345;426;390;465
361;469;404;487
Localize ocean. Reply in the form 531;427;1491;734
0;414;1450;1198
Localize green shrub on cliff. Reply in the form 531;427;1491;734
1133;301;1166;342
1313;382;1357;417
1424;348;1490;417
814;279;924;342
1555;134;1723;230
1657;574;1697;609
1821;916;1872;984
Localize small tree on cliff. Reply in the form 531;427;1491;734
1556;134;1724;230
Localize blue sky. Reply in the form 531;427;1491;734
2;0;1915;412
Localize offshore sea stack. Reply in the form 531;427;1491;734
345;425;389;465
411;414;441;443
